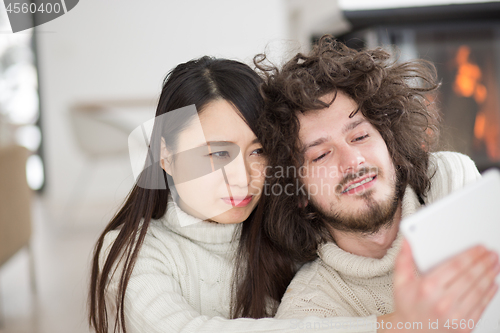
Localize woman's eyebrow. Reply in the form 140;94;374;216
194;138;260;148
195;141;236;148
195;141;235;147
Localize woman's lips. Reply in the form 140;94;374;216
222;195;253;207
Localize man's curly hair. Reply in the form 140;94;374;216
231;35;442;318
255;35;441;260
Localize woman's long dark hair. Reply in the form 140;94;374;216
88;56;293;333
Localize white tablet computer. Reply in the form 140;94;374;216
400;168;500;333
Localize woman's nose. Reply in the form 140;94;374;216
223;152;250;188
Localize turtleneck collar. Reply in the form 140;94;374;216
159;197;241;245
318;186;422;278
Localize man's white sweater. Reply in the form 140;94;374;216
275;152;481;319
101;195;378;332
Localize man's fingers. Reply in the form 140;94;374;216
461;282;499;327
454;263;500;320
444;250;499;305
426;245;490;289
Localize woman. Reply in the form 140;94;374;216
89;56;367;333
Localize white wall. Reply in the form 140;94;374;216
35;0;289;217
288;0;350;52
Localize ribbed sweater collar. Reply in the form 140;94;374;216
160;197;241;245
318;186;422;279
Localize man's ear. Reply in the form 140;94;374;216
160;137;173;176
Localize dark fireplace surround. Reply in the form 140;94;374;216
336;2;500;172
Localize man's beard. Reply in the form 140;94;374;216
311;166;402;234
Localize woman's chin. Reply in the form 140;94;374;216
178;197;257;224
208;207;254;224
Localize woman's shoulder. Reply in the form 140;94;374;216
100;217;176;248
99;216;184;270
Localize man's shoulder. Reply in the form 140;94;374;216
288;260;323;289
276;257;348;318
426;151;481;203
429;151;477;171
282;258;337;300
286;254;350;296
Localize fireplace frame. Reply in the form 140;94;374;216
335;2;500;172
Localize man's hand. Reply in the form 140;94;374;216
383;240;499;333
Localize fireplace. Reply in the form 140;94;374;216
336;2;500;172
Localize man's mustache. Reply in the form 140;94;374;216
336;166;381;194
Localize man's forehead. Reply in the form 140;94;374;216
297;107;365;135
298;91;358;119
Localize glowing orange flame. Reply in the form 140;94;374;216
474;112;486;140
454;45;500;162
453;46;486;103
475;84;487;104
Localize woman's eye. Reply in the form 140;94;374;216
353;134;369;142
312;151;329;163
209;151;230;158
251;148;264;156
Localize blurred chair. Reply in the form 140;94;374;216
0;145;35;326
65;100;154;216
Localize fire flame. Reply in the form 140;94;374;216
454;45;500;162
453;46;487;103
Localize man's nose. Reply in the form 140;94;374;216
338;144;365;173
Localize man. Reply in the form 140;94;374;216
258;35;499;331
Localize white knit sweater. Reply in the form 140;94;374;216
100;197;378;332
275;152;481;319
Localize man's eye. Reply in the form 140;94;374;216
312;151;329;162
353;134;369;142
209;151;230;158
